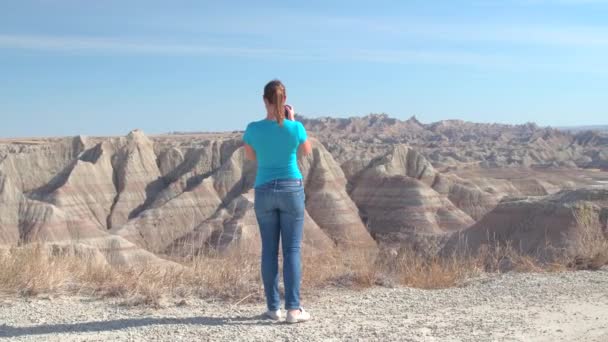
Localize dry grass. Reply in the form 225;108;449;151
301;247;482;290
0;245;260;307
388;248;481;289
569;203;608;270
0;240;602;306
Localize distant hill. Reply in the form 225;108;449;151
557;125;608;133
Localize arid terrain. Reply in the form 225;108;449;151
1;114;607;340
1;270;607;341
1;114;607;262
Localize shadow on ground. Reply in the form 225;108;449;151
0;315;275;338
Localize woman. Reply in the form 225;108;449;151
243;80;312;323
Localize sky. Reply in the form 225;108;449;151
1;0;607;137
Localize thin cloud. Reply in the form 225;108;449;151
0;34;283;57
0;34;605;73
136;10;608;48
0;33;515;66
310;16;608;47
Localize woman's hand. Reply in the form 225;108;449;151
285;104;295;121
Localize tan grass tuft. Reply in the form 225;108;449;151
0;236;604;306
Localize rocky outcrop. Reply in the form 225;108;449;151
112;140;373;254
107;130;163;229
0;171;172;266
361;145;437;187
352;176;474;237
112;145;254;253
151;139;241;208
43;142;116;232
350;145;475;240
166;191;336;256
300;141;376;248
160;140;375;254
0;172;23;245
166;191;261;256
442;189;608;260
0;137;86;192
2;115;607;266
112;177;223;253
430;174;500;220
300;114;608;170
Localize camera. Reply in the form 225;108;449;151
284;104;293;120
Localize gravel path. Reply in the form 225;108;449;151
1;270;607;341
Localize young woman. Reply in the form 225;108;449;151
243;80;312;323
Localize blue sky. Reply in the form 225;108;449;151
1;0;607;137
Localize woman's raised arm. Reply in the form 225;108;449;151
298;139;312;157
244;144;257;161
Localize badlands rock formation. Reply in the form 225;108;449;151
299;114;608;171
1;114;607;265
299;143;376;248
443;189;608;261
350;145;474;239
0;131;375;266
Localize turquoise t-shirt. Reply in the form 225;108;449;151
243;119;308;187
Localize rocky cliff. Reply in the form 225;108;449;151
1;115;607;265
442;189;608;261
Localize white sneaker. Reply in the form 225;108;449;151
286;308;311;324
264;309;282;321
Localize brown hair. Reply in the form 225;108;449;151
263;79;286;126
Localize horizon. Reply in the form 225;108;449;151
1;0;607;137
2;113;606;140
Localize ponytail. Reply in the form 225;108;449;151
264;79;286;126
273;90;285;126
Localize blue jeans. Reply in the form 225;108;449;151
254;178;305;311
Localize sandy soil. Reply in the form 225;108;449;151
1;270;607;341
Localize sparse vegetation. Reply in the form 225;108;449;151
568;203;608;270
3;238;603;308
